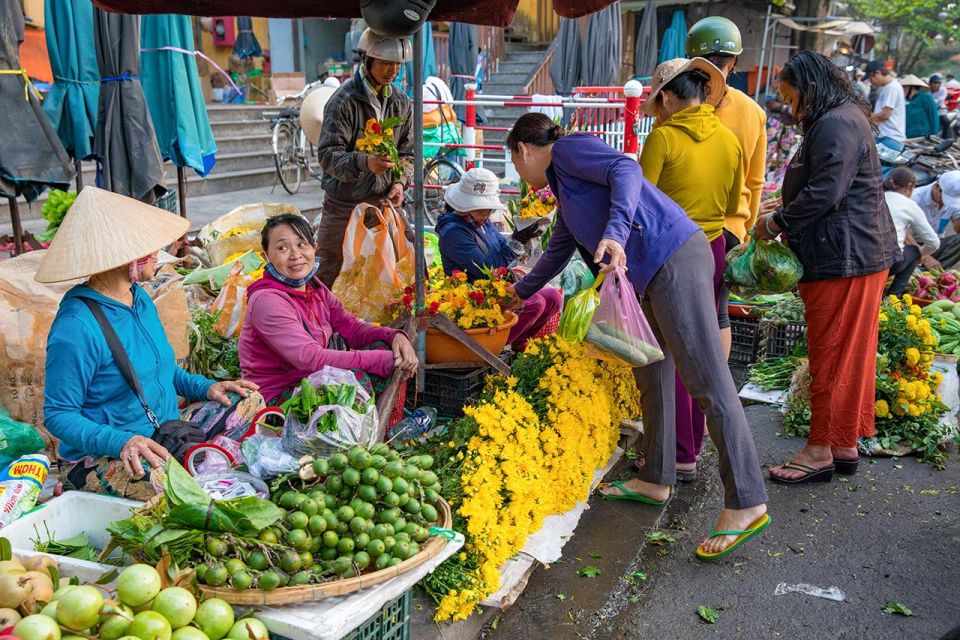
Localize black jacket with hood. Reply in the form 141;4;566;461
773;102;900;282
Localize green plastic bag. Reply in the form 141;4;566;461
560;258;596;304
724;238;803;297
558;272;605;343
0;408;44;468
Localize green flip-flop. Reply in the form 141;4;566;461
695;513;772;560
600;480;670;506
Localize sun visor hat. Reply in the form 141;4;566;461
360;0;436;38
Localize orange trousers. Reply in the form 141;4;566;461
798;271;887;448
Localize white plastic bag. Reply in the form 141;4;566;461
280;367;381;457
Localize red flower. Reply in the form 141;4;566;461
403;285;414;295
428;301;441;314
492;267;508;279
401;293;414;307
372;121;383;134
468;290;485;305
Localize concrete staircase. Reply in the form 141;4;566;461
480;44;552;152
2;103;280;224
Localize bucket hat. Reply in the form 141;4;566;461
443;168;506;212
34;186;189;283
643;57;726;116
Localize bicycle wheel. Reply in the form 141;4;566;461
273;122;301;194
422;157;463;226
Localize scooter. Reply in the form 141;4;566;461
879;137;957;185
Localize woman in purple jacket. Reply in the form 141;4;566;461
507;113;769;559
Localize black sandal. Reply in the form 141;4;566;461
769;462;835;485
833;457;860;476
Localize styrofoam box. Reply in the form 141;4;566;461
1;491;141;583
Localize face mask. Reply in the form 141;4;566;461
266;257;321;288
128;256;153;283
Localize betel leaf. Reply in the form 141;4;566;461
218;496;282;533
697;606;718;624
164;459;212;508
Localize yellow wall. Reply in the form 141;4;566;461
198;17;271;75
23;0;44;29
513;0;559;43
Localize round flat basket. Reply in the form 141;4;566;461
196;498;453;606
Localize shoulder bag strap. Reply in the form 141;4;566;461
79;297;162;431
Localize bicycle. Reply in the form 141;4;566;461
266;81;325;195
420;147;464;225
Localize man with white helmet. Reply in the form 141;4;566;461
314;28;414;288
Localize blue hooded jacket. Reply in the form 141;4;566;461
514;134;699;299
435;212;516;281
44;284;213;461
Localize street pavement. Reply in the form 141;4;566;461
486;399;960;640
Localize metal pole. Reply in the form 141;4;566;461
177;166;188;218
8;197;24;256
765;22;777;104
75;160;84;192
413;26;426;387
755;6;772;102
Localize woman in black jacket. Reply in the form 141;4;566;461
755;52;900;484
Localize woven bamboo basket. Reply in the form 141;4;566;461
195;498;453;606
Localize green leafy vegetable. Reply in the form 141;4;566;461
646;531;676;546
187;307;241;381
578;565;601;578
697;606;718;624
36;190;77;243
882;601;914;616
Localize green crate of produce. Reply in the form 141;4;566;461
345;590;411;640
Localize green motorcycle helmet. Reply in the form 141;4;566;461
686;16;743;57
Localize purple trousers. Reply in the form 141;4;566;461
675;235;726;464
510;288;562;347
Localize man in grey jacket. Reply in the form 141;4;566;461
315;29;414;288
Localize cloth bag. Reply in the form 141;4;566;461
210;262;255;338
585;268;663;367
332;203;415;323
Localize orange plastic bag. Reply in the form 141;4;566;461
211;262;255;338
332;203;415;323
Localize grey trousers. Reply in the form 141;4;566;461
635;231;768;509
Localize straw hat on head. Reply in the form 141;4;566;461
34;186;189;284
643;57;726;116
900;74;929;89
299;85;339;146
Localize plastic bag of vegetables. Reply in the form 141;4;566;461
725;237;803;297
558;272;604;343
584;268;663;368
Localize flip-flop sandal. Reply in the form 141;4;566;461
833;457;860;476
633;459;698;483
600;480;670;505
695;513;772;560
769;462;834;485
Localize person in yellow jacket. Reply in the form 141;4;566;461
687;16;768;356
640;57;744;483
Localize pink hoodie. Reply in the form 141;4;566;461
239;273;400;402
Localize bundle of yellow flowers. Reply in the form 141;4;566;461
873;294;948;463
355;116;405;181
397;267;515;330
422;335;641;621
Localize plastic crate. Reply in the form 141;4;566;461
410;366;490;418
155;189;178;214
765;322;808;357
344;590;411;640
729;316;762;365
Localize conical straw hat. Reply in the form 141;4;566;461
299;85;338;146
34;186;190;283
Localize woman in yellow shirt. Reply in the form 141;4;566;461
639;57;745;481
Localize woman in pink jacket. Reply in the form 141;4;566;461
239;213;418;403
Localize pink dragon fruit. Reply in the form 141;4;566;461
939;271;958;287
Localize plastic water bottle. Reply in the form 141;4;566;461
390;407;437;442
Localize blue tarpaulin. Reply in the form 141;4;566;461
658;10;687;63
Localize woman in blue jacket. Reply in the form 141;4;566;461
37;187;260;499
436;168;561;349
507;113;769;559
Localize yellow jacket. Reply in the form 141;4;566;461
715;87;767;241
639;104;744;242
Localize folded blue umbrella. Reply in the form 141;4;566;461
140;14;217;177
658;10;688;64
43;0;99;162
393;22;437;97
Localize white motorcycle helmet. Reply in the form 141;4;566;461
357;28;413;64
